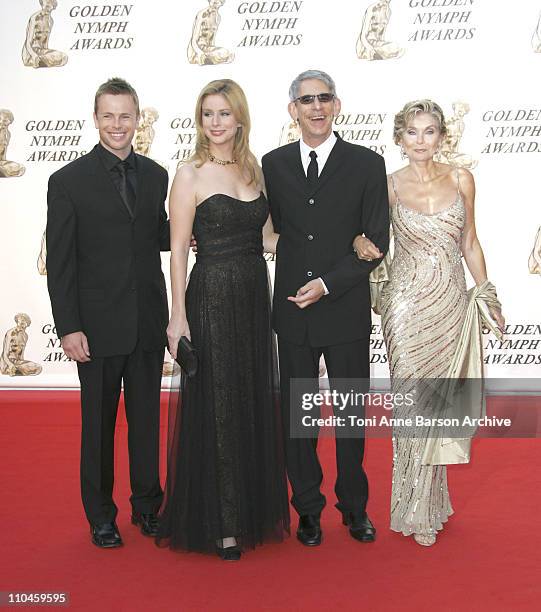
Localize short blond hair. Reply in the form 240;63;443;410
393;99;447;144
94;77;139;115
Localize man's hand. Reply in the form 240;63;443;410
288;279;326;309
61;331;91;362
353;235;382;261
190;235;197;253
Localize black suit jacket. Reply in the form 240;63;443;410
46;145;170;358
262;134;389;346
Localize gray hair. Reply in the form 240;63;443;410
289;70;337;101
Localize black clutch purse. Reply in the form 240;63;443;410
175;336;198;377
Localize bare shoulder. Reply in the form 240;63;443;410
456;166;474;187
386;173;397;191
455;167;475;213
386;174;396;206
170;162;198;206
173;162;199;192
434;162;474;192
389;165;410;192
432;161;454;178
392;165;410;179
452;166;475;200
175;161;197;181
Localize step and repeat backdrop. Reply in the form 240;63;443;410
1;0;540;388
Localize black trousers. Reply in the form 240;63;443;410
278;336;369;518
77;344;164;525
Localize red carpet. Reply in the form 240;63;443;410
1;391;539;611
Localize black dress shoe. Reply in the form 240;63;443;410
131;512;159;537
90;522;123;548
342;512;376;543
215;545;242;561
296;514;322;546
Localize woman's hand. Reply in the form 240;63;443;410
489;306;506;335
167;314;191;360
353;235;382;261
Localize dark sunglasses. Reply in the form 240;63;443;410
294;93;335;105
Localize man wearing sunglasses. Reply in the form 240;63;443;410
262;70;389;548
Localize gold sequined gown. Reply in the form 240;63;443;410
381;172;467;539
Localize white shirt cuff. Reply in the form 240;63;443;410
318;277;329;295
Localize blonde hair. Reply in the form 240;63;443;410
191;79;260;185
393;99;447;144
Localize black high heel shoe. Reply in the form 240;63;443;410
215;544;242;561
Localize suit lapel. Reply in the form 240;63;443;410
133;153;148;220
283;141;307;189
311;135;346;195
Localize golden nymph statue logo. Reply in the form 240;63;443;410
135;106;169;170
0;314;43;376
533;11;541;52
0;110;25;178
279;120;301;146
529;227;541;275
357;0;404;61
22;0;68;68
135;108;159;157
188;0;234;65
435;102;478;169
37;231;47;275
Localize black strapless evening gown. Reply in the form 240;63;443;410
157;193;290;553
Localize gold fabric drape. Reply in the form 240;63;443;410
421;281;503;465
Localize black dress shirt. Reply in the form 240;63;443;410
97;143;138;211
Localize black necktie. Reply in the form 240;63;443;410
307;150;318;188
116;160;136;216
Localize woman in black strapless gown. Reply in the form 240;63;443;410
156;80;289;560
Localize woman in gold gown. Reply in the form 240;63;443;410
355;100;505;546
